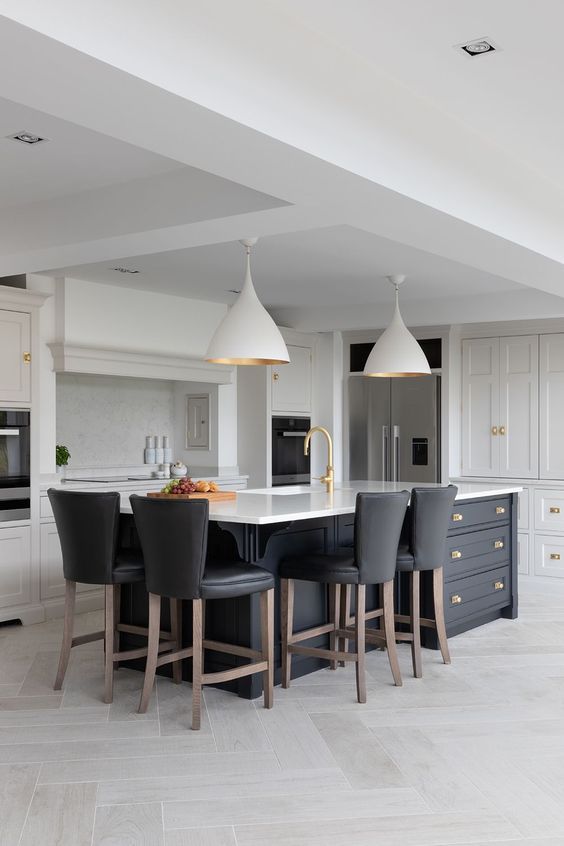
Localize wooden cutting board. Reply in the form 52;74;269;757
147;491;236;502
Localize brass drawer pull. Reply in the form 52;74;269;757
550;553;561;560
499;426;506;435
452;513;463;522
23;352;31;364
496;506;505;515
451;550;462;559
549;506;561;514
494;540;504;549
494;581;505;591
450;594;462;605
491;426;498;436
273;372;280;381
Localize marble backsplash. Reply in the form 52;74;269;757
56;373;175;467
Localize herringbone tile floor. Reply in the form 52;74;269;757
1;576;564;845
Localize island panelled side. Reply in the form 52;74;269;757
118;491;518;699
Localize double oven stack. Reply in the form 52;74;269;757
0;410;30;521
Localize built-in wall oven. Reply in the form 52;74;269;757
0;410;30;521
272;416;311;486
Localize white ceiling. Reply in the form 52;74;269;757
2;3;564;330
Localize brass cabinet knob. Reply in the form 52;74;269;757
23;352;31;364
499;426;506;435
451;550;462;559
550;553;561;560
491;426;498;436
450;594;462;605
273;372;279;381
496;506;505;514
452;513;463;522
494;581;505;591
549;506;561;514
494;540;504;549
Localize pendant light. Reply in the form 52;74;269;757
363;275;431;377
205;238;290;365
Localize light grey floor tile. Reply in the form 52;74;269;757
233;809;520;846
19;781;97;846
0;683;21;697
371;726;495;812
40;751;280;784
0;693;63;711
18;650;61;697
93;801;164;846
165;828;237;846
311;711;405;789
257;702;336;769
0;704;109;727
202;686;271;752
0;763;39;846
108;668;159;722
156;677;213;736
0;718;159;745
163;786;430;829
98;766;347;806
2;732;215;764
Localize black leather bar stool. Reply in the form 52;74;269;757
394;485;458;677
130;495;275;730
279;491;409;704
48;489;181;704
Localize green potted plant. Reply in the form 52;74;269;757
56;444;71;478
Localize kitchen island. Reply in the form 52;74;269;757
119;481;521;698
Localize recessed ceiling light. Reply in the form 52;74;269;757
111;266;140;274
7;131;48;145
455;37;500;58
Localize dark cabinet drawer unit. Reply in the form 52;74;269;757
445;525;510;581
449;497;510;532
445;565;510;624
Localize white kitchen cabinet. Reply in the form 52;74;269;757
272;344;312;414
540;334;564;479
40;522;95;599
0;525;31;609
462;335;538;478
518;532;529;575
0;310;31;404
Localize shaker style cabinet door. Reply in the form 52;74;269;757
498;335;538;478
0;525;31;609
271;344;312;414
540;334;564;479
0;310;31;404
462;338;500;477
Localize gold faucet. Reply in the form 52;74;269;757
304;426;334;493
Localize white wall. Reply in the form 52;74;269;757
62;277;227;357
27;274;57;474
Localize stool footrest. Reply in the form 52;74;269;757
289;643;357;663
71;630;104;647
289;622;335;644
203;639;262;661
202;660;268;686
156;645;194;668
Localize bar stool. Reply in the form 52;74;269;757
130;495;275;730
48;489;181;704
279;491;409;704
394;485;458;677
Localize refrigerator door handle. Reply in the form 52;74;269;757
382;425;389;482
392;425;400;482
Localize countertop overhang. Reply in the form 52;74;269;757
119;481;522;525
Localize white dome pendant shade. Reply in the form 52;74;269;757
364;275;431;377
205;238;290;366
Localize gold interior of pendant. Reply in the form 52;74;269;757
364;372;430;377
206;357;290;365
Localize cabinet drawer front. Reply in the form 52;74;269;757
445;525;510;581
534;534;564;578
517;488;529;530
449;497;510;532
534;489;564;531
446;565;510;623
518;532;529;575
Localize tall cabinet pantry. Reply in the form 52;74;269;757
461;332;564;579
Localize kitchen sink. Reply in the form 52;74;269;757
242;485;353;496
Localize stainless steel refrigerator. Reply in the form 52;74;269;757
348;375;441;482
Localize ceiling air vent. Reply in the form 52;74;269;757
111;267;140;274
7;131;48;145
455;38;499;58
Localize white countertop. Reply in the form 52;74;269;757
120;481;522;525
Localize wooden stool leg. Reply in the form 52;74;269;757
383;579;402;687
104;585;115;704
338;584;351;667
113;584;121;665
410;571;422;679
355;584;366;704
170;598;183;684
329;584;341;670
138;593;161;713
192;598;203;730
433;567;451;665
281;578;294;689
260;588;274;709
54;579;76;690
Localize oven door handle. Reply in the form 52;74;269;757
279;431;307;437
0;429;20;436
